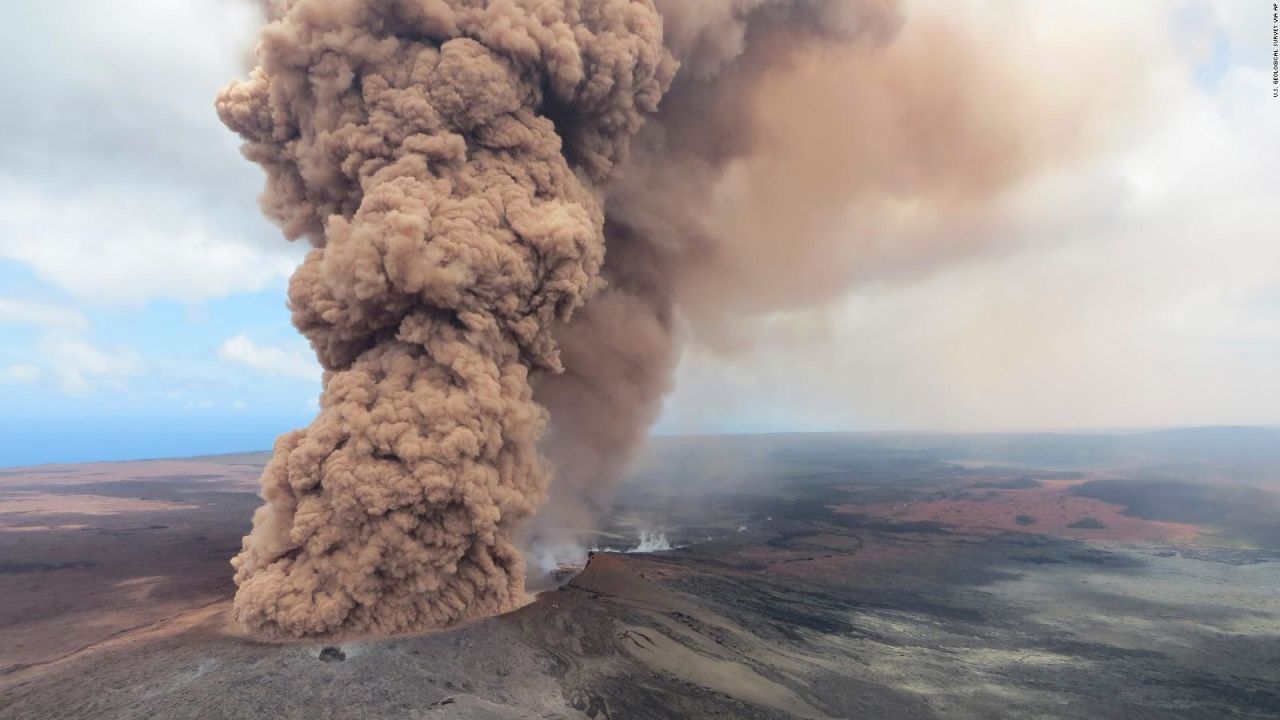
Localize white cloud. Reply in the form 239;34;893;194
218;334;320;383
0;299;137;395
0;1;303;306
0;184;303;305
41;334;139;395
660;1;1280;434
0;297;87;330
1209;0;1273;63
0;363;42;384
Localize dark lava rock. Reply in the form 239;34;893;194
1068;517;1107;530
1013;555;1066;565
975;477;1042;490
318;646;346;663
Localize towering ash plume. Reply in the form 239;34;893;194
219;0;673;636
224;0;1132;636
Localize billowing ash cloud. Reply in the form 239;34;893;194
223;0;1129;637
218;0;673;637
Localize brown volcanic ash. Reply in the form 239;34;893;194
525;0;1136;553
522;0;902;567
217;0;673;637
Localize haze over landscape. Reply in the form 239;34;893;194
1;1;1278;718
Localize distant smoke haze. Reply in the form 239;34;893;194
525;0;1152;573
623;530;677;553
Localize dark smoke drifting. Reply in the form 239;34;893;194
521;0;899;562
524;0;1129;560
223;0;1130;636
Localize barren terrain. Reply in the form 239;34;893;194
1;431;1278;719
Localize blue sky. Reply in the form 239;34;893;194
0;260;316;465
1;1;1278;467
0;1;316;465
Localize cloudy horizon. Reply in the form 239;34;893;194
1;0;1278;467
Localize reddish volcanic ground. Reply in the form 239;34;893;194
836;478;1204;543
2;433;1279;720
